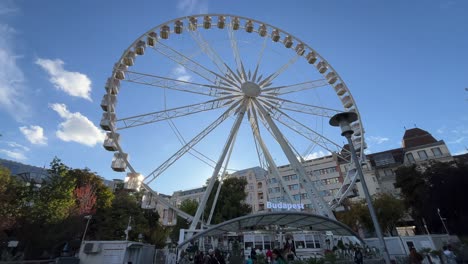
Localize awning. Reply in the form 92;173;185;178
177;211;362;248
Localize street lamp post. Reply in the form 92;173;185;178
330;112;391;264
437;208;449;235
82;215;92;244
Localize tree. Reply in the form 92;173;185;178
169;199;198;243
74;185;97;215
336;193;405;236
396;161;468;235
204;177;251;224
0;166;30;232
92;190;150;242
67;168;114;213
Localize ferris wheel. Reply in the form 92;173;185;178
100;14;366;227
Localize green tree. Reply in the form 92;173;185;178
169;199;198;243
396;161;468;235
0;166;30;232
204;177;251;224
93;190;149;241
336;194;405;236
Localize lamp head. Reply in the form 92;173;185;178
329;112;358;136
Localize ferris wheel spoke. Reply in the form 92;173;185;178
262;79;329;96
144;100;243;184
116;95;241;130
259;96;343;118
247;107;295;203
190;99;247;230
149;38;239;88
253;99;334;218
125;71;240;97
258;100;350;159
227;22;247;82
188;28;242;87
258;54;301;88
251;35;268;83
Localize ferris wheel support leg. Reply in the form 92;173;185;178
188;100;247;234
248;108;295;204
253;99;335;219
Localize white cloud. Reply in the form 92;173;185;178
448;137;465;144
453;149;468;155
0;149;27;160
6;141;30;152
437;126;446;134
50;103;105;147
19;125;47;145
0;24;29;121
303;151;331;160
36;58;92;100
176;0;208;14
367;136;390;145
173;65;192;82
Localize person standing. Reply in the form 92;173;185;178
266;249;273;264
272;249;286;264
443;245;457;264
354;247;363;264
409;247;423;264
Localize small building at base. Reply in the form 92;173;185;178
78;241;154;264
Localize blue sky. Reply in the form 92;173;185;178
0;0;467;194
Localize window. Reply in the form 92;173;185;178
288;184;299;190
293;194;300;201
417;150;428;160
431;147;442;157
383;169;393;176
406;153;415;162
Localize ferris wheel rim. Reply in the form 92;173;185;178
103;13;367;213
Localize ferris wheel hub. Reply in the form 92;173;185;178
241;81;261;97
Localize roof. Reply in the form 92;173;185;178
177;211;362;248
402;128;437;148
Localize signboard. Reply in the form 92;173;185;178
266;202;304;210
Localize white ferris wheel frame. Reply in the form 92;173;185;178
101;14;367;230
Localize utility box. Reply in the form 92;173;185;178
78;241;154;264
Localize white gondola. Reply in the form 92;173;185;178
111;152;128;172
245;20;254;33
231;17;240;30
333;83;346;96
103;132;120;151
100;94;117;112
160;25;170;39
123;51;136;66
341;95;353;109
203;16;211;29
100;112;116;131
306;51;317;64
105;78;120;95
343;184;358;198
114;63;127;80
124;172;144;191
283;35;293;48
147;32;157;47
295;43;305;55
135;40;146;55
217;16;225;29
316;61;328;73
353;138;367;151
351;122;361;136
271;29;280;42
258;24;267;37
174;20;183;34
326;72;338;84
189;17;198;31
